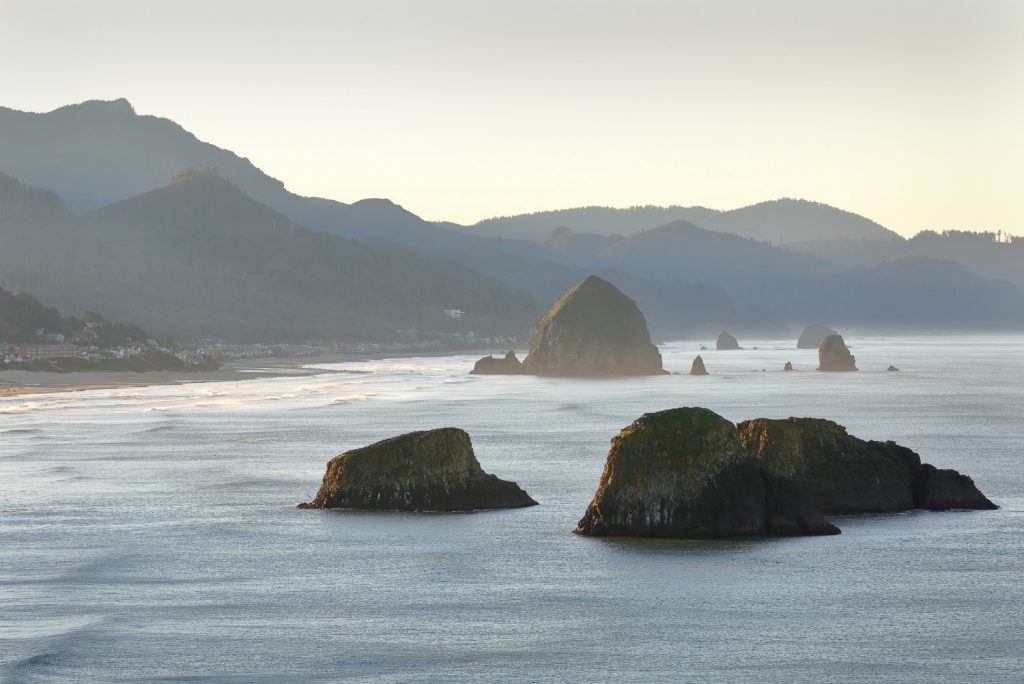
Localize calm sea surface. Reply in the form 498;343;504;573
2;335;1022;683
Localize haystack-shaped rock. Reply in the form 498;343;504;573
797;324;837;349
522;275;664;376
471;351;524;375
737;418;996;512
299;428;537;511
574;408;839;538
690;355;709;376
818;333;857;371
716;332;741;350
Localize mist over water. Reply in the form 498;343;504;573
2;336;1022;682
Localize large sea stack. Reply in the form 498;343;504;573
299;428;537;511
471;351;525;375
817;333;857;371
737;418;996;512
797;324;837;349
521;275;664;376
574;408;839;539
716;332;741;350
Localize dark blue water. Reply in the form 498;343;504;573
2;336;1022;682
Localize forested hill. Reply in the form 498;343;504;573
0;170;538;342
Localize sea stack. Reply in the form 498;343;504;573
471;351;525;375
797;324;837;349
521;275;664;376
887;365;900;372
737;418;997;512
298;428;537;511
716;332;741;350
574;408;839;539
784;361;794;371
690;355;709;376
817;334;857;371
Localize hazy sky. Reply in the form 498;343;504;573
2;0;1022;235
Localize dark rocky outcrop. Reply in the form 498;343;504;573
471;350;525;375
797;324;837;349
737;418;997;513
574;408;839;539
818;333;857;371
716;332;741;350
521;275;664;376
784;361;794;371
690;355;709;376
887;365;899;372
299;428;537;511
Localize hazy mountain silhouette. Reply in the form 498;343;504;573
0;170;537;342
470;199;901;244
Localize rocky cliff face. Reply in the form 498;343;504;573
522;275;664;376
797;324;837;349
299;428;537;511
737;418;996;512
716;332;740;350
818;333;857;371
574;408;839;538
471;350;525;375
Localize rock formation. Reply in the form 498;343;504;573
690;355;709;376
716;332;741;350
299;428;537;511
797;324;837;349
521;275;664;376
817;333;857;371
737;418;996;513
784;361;793;371
887;365;900;372
471;350;525;375
574;408;839;539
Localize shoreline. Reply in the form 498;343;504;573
0;346;514;398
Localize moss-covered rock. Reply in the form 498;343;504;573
299;428;537;511
818;333;857;371
716;332;741;350
690;355;709;376
737;418;996;513
521;275;664;376
574;408;839;538
797;324;836;349
471;350;524;375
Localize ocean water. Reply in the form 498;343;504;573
1;335;1022;683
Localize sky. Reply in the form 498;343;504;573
1;0;1022;235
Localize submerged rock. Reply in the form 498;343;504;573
574;408;839;539
797;324;837;349
471;350;525;375
716;332;741;350
690;355;709;376
299;428;537;511
522;275;664;376
784;361;794;371
817;334;857;371
737;418;996;513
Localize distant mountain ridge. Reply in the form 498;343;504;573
469;198;902;244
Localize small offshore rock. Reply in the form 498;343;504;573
716;332;741;350
887;365;900;372
797;324;837;349
817;333;857;371
471;350;525;375
299;428;537;511
784;361;794;371
690;355;709;376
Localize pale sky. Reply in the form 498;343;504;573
1;0;1022;235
